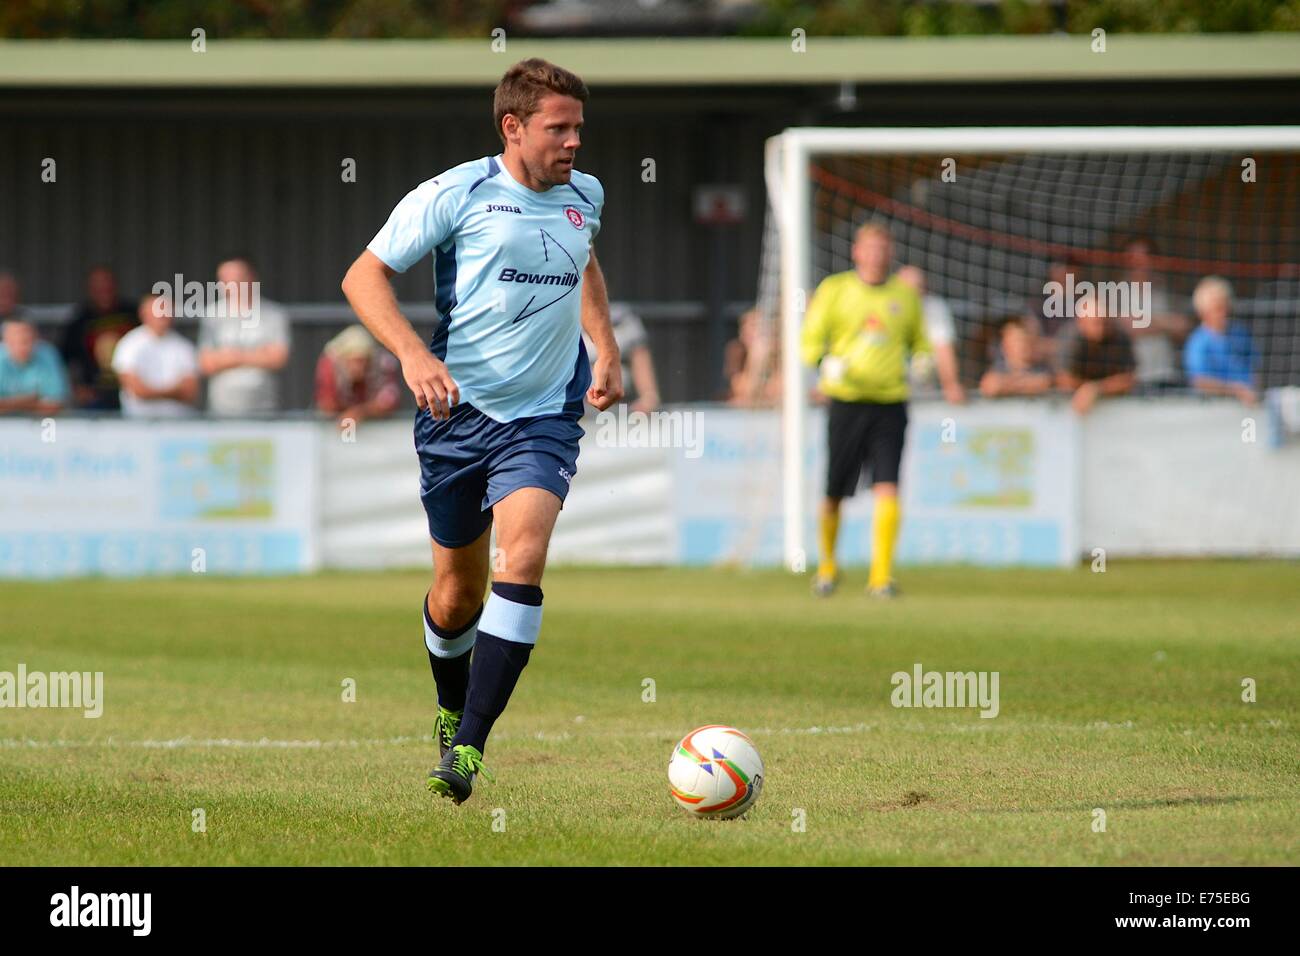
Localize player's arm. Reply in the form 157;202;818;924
581;248;623;411
341;249;458;419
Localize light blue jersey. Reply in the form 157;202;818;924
368;153;604;423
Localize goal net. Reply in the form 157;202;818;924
761;127;1300;571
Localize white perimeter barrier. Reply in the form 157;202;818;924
1;397;1296;577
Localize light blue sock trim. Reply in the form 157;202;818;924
424;611;478;659
478;591;543;646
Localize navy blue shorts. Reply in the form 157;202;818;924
414;399;585;549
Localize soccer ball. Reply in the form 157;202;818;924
668;725;764;820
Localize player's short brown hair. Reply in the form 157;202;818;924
854;220;893;243
493;58;588;145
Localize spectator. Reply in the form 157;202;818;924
0;271;23;322
1056;292;1136;414
0;319;70;416
314;324;400;425
1184;276;1259;405
197;255;290;416
896;266;965;404
59;265;137;410
1028;260;1081;363
1119;238;1190;392
980;317;1053;398
583;301;660;413
724;307;782;408
110;293;199;418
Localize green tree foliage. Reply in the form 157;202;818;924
1;0;1296;38
743;0;1300;37
0;0;505;39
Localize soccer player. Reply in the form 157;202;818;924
800;222;930;599
341;59;623;804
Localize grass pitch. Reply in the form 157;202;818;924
1;562;1296;866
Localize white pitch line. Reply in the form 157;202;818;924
0;718;1283;751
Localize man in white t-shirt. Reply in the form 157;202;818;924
897;266;965;404
197;256;290;416
1119;239;1190;391
111;293;199;418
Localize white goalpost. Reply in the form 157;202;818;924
766;125;1300;572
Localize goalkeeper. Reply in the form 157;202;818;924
800;221;930;598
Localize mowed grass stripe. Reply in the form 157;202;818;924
0;561;1295;865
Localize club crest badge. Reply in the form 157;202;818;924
564;206;585;230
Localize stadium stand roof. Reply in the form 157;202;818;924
2;34;1299;87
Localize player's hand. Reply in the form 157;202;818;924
587;355;624;412
401;349;459;419
943;380;967;405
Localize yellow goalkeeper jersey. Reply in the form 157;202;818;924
799;270;930;403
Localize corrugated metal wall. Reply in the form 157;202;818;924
0;87;791;405
4;79;1299;406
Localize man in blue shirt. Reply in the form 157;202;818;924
342;58;622;805
0;319;70;416
1184;276;1259;405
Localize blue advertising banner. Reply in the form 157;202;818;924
672;402;1080;567
0;419;318;577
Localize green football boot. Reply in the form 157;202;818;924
427;744;493;805
433;705;462;759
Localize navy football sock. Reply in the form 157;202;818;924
423;593;482;712
453;582;543;755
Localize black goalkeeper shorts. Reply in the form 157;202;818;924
825;398;908;498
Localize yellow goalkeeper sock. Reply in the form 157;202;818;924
868;495;901;589
817;511;840;579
